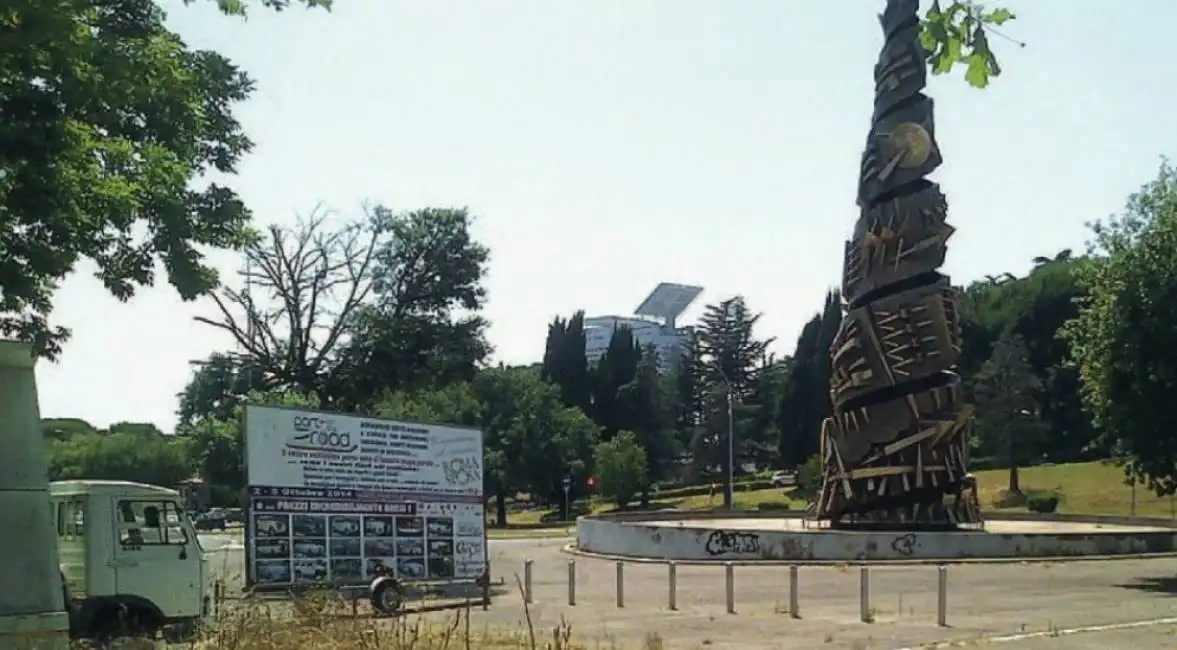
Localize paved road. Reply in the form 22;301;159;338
202;534;1177;649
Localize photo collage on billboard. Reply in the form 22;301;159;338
251;502;485;585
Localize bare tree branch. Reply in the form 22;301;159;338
194;204;385;398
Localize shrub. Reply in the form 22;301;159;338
794;455;822;497
594;431;649;509
756;501;790;512
653;479;776;500
1026;491;1061;514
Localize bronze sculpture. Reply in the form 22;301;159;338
813;0;982;529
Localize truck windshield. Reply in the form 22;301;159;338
172;502;204;552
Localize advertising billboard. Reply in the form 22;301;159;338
243;405;486;587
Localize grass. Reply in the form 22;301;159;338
973;460;1177;518
501;460;1177;526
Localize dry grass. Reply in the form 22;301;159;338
71;580;624;650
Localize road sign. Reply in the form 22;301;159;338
562;475;571;489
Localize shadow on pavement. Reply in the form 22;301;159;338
1116;576;1177;595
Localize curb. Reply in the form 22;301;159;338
560;543;1177;566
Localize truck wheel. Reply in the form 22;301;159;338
369;577;403;614
91;604;161;646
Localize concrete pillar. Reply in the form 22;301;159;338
0;341;70;649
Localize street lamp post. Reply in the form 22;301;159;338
725;388;734;510
715;369;735;511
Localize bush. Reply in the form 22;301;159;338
756;501;790;512
654;479;776;500
1026;491;1061;514
594;431;649;509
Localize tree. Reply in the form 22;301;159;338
49;428;195;488
378;365;599;525
960;256;1096;465
617;349;678;504
541;311;593;414
177;352;265;426
1066;162;1177;497
195;206;385;403
329;207;492;409
670;330;706;460
594;430;649;509
183;389;318;494
776;290;842;468
693;296;774;507
0;0;302;357
972;331;1042;493
591;325;641;439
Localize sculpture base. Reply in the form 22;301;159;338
821;520;977;533
0;612;71;650
575;511;1177;562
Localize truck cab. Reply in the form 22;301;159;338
52;480;211;640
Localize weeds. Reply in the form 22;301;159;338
72;580;582;650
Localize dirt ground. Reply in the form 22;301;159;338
202;534;1177;649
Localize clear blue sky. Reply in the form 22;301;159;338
33;0;1177;432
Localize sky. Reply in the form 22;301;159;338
32;0;1177;432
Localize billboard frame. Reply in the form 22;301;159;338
239;403;488;592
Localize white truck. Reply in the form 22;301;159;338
52;479;212;641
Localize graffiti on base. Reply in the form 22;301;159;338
891;533;916;557
705;530;760;556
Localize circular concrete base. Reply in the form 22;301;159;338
575;511;1177;562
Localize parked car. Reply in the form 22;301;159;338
771;470;797;488
194;510;227;531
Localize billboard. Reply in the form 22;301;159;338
243;405;486;587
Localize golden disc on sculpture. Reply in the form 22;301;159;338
888;122;932;169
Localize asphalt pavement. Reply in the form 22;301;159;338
199;532;1177;649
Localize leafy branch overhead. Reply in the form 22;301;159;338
919;1;1018;88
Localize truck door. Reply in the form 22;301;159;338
112;499;201;621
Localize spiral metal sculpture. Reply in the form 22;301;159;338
813;0;982;530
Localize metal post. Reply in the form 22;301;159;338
481;570;490;611
567;560;576;606
937;565;948;627
615;561;624;608
859;566;871;622
789;565;799;618
726;390;735;510
524;559;533;604
668;561;677;611
725;562;735;614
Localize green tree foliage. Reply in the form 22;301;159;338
49;427;195;488
918;1;1017;89
692;296;774;505
0;0;288;358
594;430;649;509
191;0;332;16
541;311;593;414
177;353;265;426
775;289;842;468
972;331;1043;493
329;207;492;409
591;325;641;439
616;350;678;503
183;389;318;494
1066;162;1177;497
379;365;599;524
191;205;491;411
